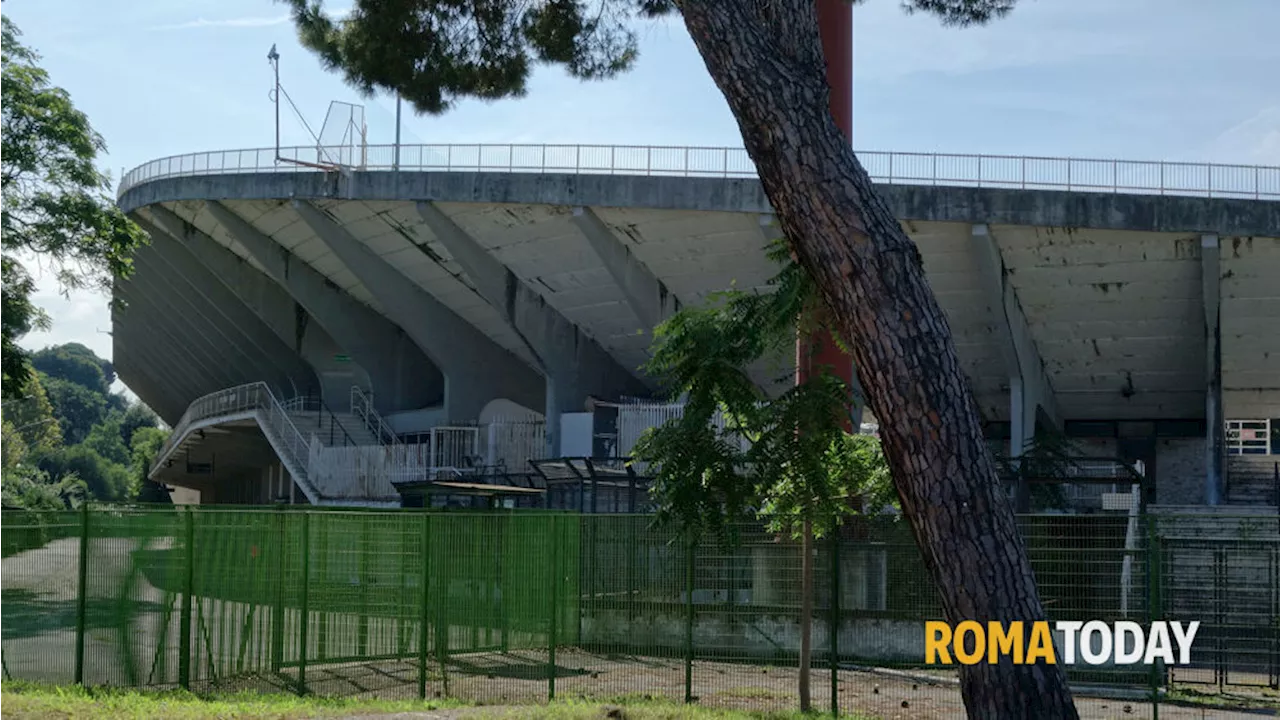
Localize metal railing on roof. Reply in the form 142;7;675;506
117;143;1280;199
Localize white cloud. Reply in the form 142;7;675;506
148;15;291;31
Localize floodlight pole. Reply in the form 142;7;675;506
268;44;281;162
394;93;403;171
267;44;335;172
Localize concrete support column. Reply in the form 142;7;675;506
143;212;374;406
292;200;546;423
1202;234;1224;505
414;201;649;454
571;206;680;329
112;340;187;423
115;282;241;391
971;224;1061;511
183;202;444;414
132;214;319;397
129;251;293;394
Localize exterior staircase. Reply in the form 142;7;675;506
1226;455;1279;506
285;406;381;447
149;382;398;505
1146;505;1279;677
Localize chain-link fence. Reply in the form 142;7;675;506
3;506;1276;718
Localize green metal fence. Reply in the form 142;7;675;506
3;506;1277;717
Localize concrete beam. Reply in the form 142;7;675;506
111;298;200;413
113;317;210;408
414;201;650;452
162;201;442;414
123;266;265;395
572;206;680;329
1202;233;1223;506
972;223;1061;507
111;339;185;423
115;281;242;392
132;214;320;398
137;209;377;406
128;248;297;397
292;200;545;423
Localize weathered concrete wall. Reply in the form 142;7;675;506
1155;438;1206;505
581;609;925;664
1075;437;1119;457
119;172;1280;238
582;609;1136;668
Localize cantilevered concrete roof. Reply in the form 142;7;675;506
115;147;1280;428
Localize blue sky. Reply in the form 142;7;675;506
7;0;1279;378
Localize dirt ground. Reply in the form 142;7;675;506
207;650;1275;720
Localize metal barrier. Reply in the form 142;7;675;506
349;386;401;448
118;144;1280;199
1228;419;1273;455
4;506;1275;715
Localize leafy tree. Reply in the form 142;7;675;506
287;1;1076;715
0;371;63;454
84;417;131;467
130;426;172;504
0;17;146;399
34;444;131;502
31;342;115;395
40;374;107;445
634;241;892;709
0;463;86;512
118;402;160;447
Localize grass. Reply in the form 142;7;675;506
0;682;461;719
0;682;846;720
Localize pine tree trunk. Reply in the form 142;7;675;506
798;519;814;712
680;2;1080;717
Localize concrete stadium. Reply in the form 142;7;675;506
112;143;1280;512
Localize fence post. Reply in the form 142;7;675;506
418;512;431;700
435;517;451;698
179;506;194;690
359;515;370;658
684;537;695;704
500;516;510;653
271;507;285;673
830;528;840;717
297;511;311;695
1145;513;1162;718
548;515;559;701
74;503;89;685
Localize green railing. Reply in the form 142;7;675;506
3;506;1277;715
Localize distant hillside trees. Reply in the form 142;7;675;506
2;342;169;509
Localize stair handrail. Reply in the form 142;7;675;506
284;392;361;447
150;382;323;501
349;386;403;449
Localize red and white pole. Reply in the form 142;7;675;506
797;0;857;430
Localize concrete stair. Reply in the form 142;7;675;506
1145;505;1278;676
287;409;381;447
1227;455;1280;505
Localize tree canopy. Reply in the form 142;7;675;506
2;342;168;509
280;0;1013;116
0;17;146;399
32;342;116;396
634;238;892;540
